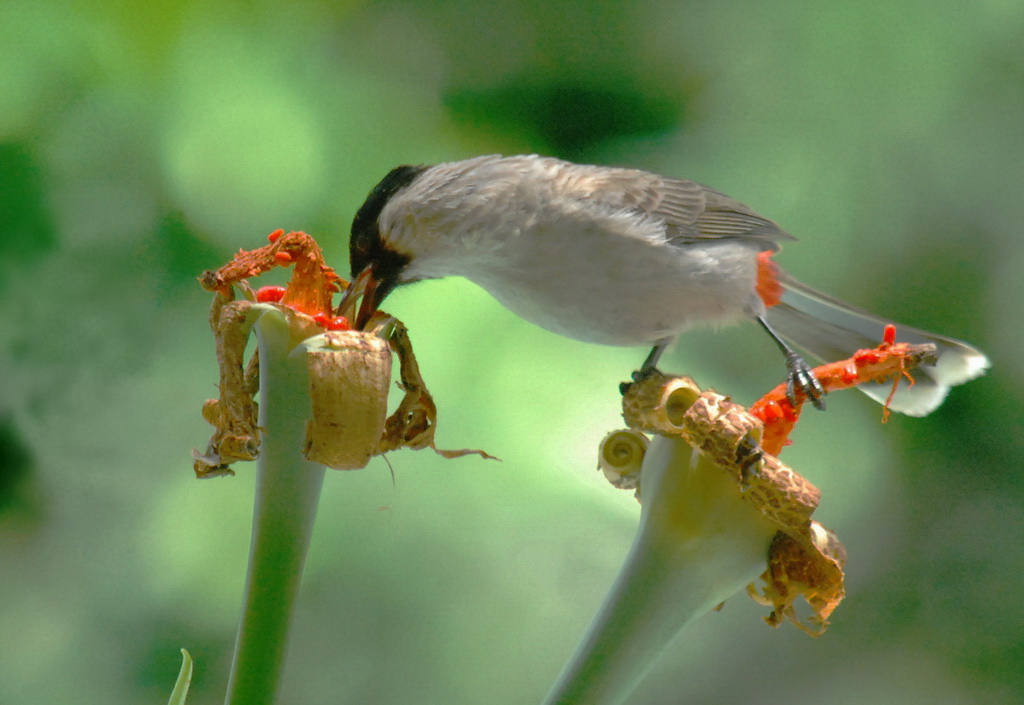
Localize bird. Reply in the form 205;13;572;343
343;154;989;415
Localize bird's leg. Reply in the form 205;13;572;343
634;339;671;382
756;315;826;410
619;339;672;395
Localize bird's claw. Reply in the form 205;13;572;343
621;362;663;395
785;351;826;411
620;366;658;395
631;366;659;383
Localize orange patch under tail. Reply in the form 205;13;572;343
756;251;783;308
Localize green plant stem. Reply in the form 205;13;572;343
224;310;326;705
542;436;778;705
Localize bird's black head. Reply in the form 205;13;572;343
347;164;429;326
349;164;429;298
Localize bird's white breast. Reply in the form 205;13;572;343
472;212;762;345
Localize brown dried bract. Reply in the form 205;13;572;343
193;298;260;478
619;374;845;635
623;373;821;530
303;330;393;470
680;391;820;534
613;333;941;634
379;320;497;462
748;522;847;636
193;299;321;478
597;430;648;493
621;373;701;433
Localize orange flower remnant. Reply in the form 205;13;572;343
750;327;937;456
199;230;344;317
194;230;494;478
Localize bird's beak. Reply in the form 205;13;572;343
356;269;381;330
336;265;380;330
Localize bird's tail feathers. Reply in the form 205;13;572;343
764;271;989;416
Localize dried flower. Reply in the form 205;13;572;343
608;335;939;635
193;231;492;478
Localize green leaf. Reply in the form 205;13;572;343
167;649;193;705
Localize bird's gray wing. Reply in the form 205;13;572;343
558;162;795;250
683;184;795;249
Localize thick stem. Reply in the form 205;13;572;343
224;310;326;705
543;436;778;705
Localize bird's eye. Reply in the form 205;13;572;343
351;230;374;254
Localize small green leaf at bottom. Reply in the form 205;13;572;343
167;649;193;705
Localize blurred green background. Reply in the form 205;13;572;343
1;0;1022;703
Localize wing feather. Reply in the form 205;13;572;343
550;158;794;251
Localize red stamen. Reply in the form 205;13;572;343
759;400;781;423
840;363;859;385
854;350;880;366
267;229;285;243
883;324;896;346
274;251;293;264
255;285;287;303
